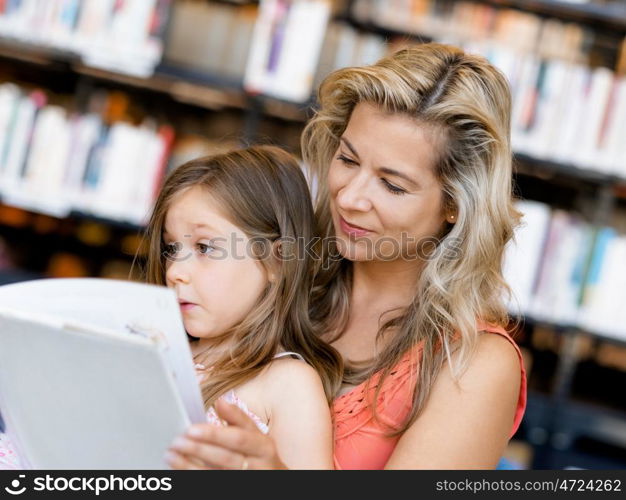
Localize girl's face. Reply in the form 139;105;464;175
163;186;269;340
327;102;447;263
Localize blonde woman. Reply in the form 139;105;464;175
166;43;527;470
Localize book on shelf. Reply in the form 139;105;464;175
244;0;332;102
0;0;171;77
346;0;626;177
578;228;626;340
163;0;255;82
0;84;174;226
0;277;205;469
504;201;626;341
503;200;552;315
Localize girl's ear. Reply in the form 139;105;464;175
267;240;284;283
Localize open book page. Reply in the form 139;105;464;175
0;313;189;469
0;278;205;425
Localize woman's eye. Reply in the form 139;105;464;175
381;178;407;195
336;154;358;166
197;243;215;255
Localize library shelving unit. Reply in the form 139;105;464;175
1;0;626;469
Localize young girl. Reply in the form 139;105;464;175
0;145;342;470
148;145;341;469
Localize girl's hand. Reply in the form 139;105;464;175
165;399;287;470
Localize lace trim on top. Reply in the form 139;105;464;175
195;350;304;435
332;343;423;439
0;433;21;470
205;389;269;434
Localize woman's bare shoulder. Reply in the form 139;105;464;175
385;331;522;469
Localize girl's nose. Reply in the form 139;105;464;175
165;252;192;285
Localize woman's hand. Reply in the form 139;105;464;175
165;399;287;470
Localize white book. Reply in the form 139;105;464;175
0;278;205;469
64;113;103;207
503;200;552;316
20;105;72;214
575;67;614;170
355;32;386;67
128;124;167;225
244;0;331;102
526;59;569;159
0;83;22;176
510;53;540;154
604;78;626;178
332;24;359;73
579;234;626;340
552;64;590;165
530;211;589;325
90;122;144;221
1;93;44;197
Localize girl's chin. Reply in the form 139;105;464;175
186;330;218;340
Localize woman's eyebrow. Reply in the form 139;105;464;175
341;136;420;188
379;166;420;188
340;137;360;159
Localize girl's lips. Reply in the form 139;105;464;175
178;301;197;312
339;216;371;237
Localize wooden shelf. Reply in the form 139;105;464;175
479;0;626;32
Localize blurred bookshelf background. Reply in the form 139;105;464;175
0;0;625;469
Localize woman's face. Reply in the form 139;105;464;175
327;102;448;263
163;186;268;340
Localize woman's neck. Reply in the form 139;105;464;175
351;259;423;308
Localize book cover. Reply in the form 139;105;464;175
0;278;204;469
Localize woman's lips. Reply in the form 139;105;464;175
339;216;371;237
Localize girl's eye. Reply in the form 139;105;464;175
163;242;181;258
381;178;407;195
336;154;358;166
197;243;215;255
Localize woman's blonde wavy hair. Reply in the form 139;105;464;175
302;43;522;435
142;145;343;408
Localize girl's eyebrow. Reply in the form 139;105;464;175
163;223;220;239
192;222;219;232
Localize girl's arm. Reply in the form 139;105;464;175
166;359;333;470
264;358;334;469
385;333;522;469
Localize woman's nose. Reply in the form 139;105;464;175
336;173;373;212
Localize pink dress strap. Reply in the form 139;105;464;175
476;320;527;437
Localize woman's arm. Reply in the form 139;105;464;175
385;333;522;469
166;359;333;470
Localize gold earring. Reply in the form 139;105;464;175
448;214;456;222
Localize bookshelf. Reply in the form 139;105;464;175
0;0;625;469
475;0;626;31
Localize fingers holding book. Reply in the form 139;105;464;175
165;399;286;470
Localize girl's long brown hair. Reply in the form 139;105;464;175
142;145;343;408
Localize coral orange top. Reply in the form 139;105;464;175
332;322;527;469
